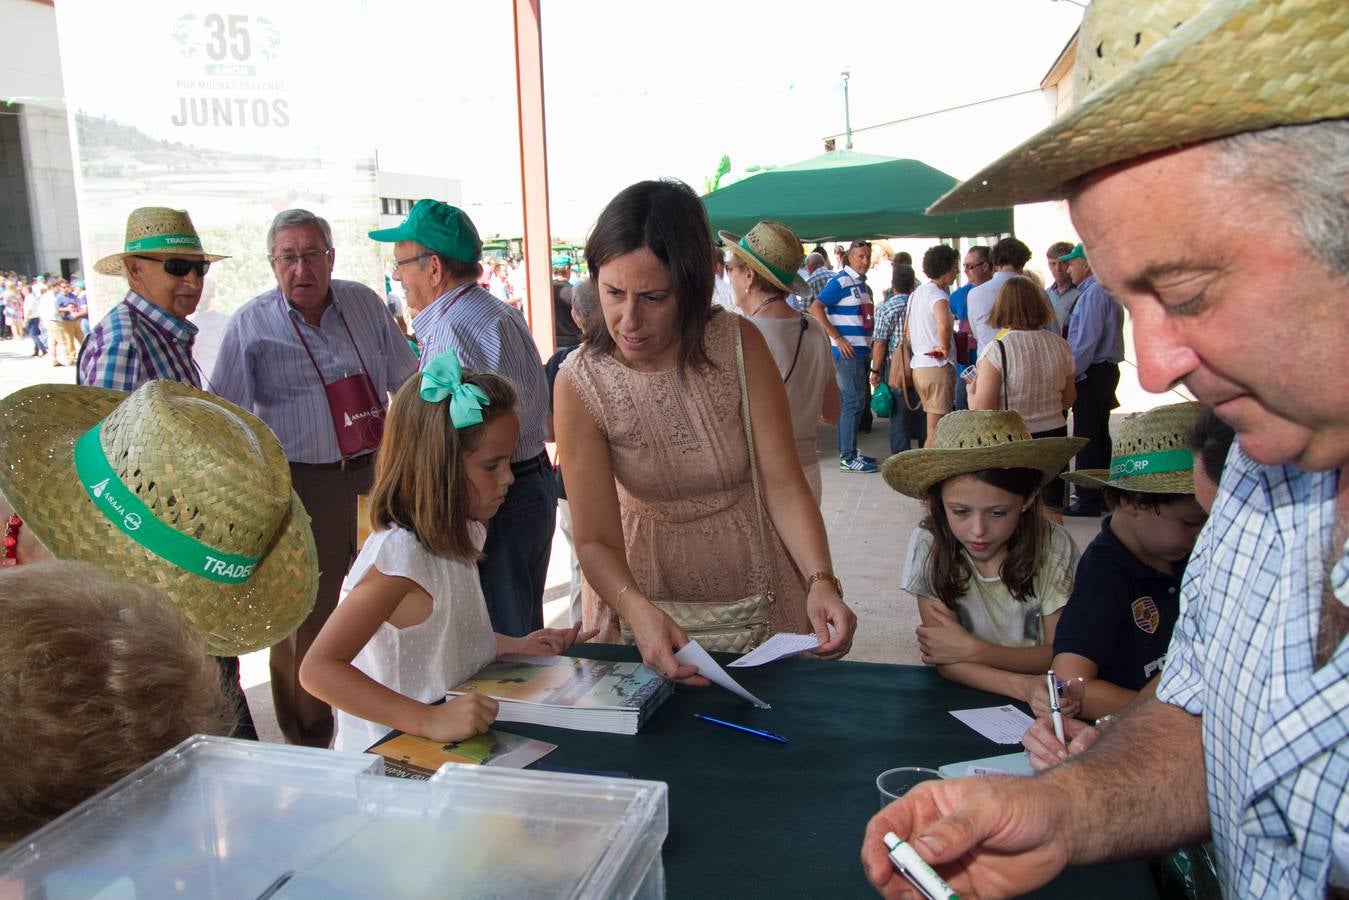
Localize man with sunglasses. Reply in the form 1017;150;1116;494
79;207;228;391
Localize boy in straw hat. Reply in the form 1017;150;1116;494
1052;402;1207;720
78;207;228;391
864;0;1349;896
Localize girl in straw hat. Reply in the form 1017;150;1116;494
884;410;1086;702
301;350;596;754
721;220;840;504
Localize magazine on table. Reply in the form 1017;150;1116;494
369;729;557;780
446;655;672;735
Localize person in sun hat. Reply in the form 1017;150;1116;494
0;379;319;742
78;207;228;391
883;410;1086;705
369;200;555;643
721;220;839;504
863;0;1349;896
1052;401;1208;720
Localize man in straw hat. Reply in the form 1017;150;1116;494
369;200;556;641
78;207;228;391
212;208;418;748
863;0;1349;896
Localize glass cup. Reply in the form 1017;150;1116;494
876;766;944;809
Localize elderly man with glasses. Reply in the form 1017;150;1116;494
211;208;419;749
79;207;229;390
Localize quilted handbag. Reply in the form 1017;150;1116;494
620;321;775;653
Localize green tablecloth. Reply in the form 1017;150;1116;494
496;644;1158;899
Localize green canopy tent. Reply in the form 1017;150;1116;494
701;150;1013;241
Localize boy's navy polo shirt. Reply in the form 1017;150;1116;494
1053;516;1186;691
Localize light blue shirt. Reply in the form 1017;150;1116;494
411;283;548;464
210;279;419;464
1065;274;1124;381
1157;447;1349;897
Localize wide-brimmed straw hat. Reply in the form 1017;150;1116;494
0;381;318;656
928;0;1349;214
93;207;230;277
883;410;1087;499
718;221;812;296
1063;401;1203;494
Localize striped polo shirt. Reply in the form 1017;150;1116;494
815;266;871;356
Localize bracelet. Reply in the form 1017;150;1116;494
869;368;881;375
805;570;842;598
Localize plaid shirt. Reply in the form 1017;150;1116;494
1157;447;1349;896
871;293;910;356
78;291;199;390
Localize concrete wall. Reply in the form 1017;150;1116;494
19;104;82;275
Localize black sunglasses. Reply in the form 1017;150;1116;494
133;255;210;278
848;240;871;250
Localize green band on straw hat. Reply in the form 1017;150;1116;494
125;233;206;254
74;424;261;584
737;236;798;290
1108;448;1193;480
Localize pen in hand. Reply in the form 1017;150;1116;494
693;713;788;744
1046;670;1066;745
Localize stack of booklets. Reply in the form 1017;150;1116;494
447;655;672;735
368;729;557;780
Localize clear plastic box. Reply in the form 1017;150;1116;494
0;735;668;899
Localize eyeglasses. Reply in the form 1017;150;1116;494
133;255;210;278
391;252;433;271
268;249;333;268
963;260;989;271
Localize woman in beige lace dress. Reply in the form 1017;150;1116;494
555;180;856;683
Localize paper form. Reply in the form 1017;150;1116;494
948;705;1035;744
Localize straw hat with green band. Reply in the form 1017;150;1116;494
718;221;812;297
1063;401;1204;494
0;381;318;656
93;207;230;277
927;0;1349;214
883;410;1087;499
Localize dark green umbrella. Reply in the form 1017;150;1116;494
702;150;1013;241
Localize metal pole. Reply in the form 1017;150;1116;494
842;70;853;150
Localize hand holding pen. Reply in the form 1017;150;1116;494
1046;671;1067;745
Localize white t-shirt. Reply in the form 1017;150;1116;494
332;524;498;753
902;522;1078;647
906;281;955;369
967;270;1016;352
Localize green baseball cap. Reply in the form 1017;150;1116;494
1058;243;1087;262
551;254;573;268
368;199;482;262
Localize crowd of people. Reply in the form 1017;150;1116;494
0;0;1345;895
1;272;89;366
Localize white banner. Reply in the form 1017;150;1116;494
54;0;379;352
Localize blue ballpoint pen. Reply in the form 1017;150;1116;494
694;713;788;744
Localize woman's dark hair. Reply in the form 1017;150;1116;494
922;468;1046;606
1187;407;1236;486
922;244;959;279
890;264;918;296
583;179;715;371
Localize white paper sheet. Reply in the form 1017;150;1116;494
674;640;772;708
726;633;820;668
948;705;1035;745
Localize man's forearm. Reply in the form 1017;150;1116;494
1047;698;1210;864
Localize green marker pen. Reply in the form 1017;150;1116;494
882;832;960;900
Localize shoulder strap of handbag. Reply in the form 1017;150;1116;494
733;320;776;596
996;338;1010;411
894;301;921;411
782;314;807;383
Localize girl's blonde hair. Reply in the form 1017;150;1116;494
367;369;517;561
